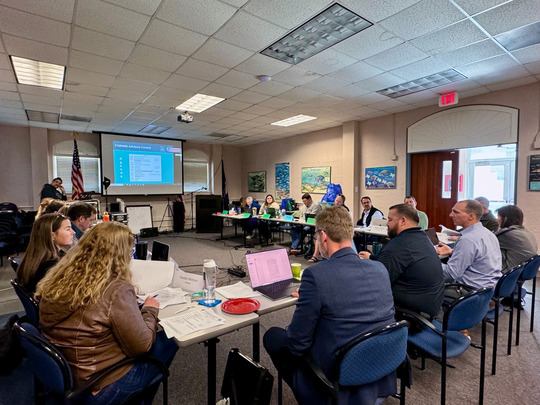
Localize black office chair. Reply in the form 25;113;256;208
516;254;540;345
403;286;494;405
11;279;39;325
8;256;20;272
485;264;524;374
13;321;170;405
282;321;410;405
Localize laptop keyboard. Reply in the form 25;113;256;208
257;279;292;295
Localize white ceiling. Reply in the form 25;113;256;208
0;0;538;145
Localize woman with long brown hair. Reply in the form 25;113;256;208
16;213;74;294
36;222;177;405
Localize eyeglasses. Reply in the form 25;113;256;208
314;229;325;241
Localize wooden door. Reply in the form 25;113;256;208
410;150;459;230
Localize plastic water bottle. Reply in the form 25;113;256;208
203;259;217;300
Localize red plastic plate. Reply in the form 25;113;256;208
221;298;261;314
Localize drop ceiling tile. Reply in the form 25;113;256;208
453;0;510;16
257;97;297;109
379;0;465;41
140;20;208;56
63;92;104;105
364;43;428;71
111;77;159;94
65;83;109;97
234;53;291;76
72;27;135;60
192;38;253;69
303;94;343;108
152;86;191;102
352;92;390;104
271;66;322;86
0;0;75;22
302;76;352;93
0;106;25;116
459;87;491;99
216;70;260;89
128;44;187;72
161;74;210;93
99;100;137;112
0;90;20;101
0;99;22;109
370;99;408;110
76;0;150;41
230;90;271;104
328;61;383;84
21;93;62;106
437;39;504;67
157;0;237;35
176;58;229;81
355;72;406;92
243;105;277;115
68;68;116;87
457;54;520;78
104;0;161;15
3;34;68;65
142;95;180;109
214;11;287;52
278;87;321;102
217;99;251;111
249;81;293;96
107;88;148;104
473;65;530;85
69;50;124;76
525;61;540;75
198;107;231;117
333;26;403;63
486;75;538;91
199;82;243;98
120;63;171;84
0;6;71;46
339;0;421;22
411;20;487;55
512;43;540;65
243;0;330;29
0;54;10;70
297;48;358;75
323;84;371;99
473;0;540;36
390;57;453;81
0;81;17;91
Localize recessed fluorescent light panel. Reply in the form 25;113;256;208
377;69;467;98
271;115;318;127
26;109;60;123
11;56;65;90
138;125;171;135
495;21;540;52
261;3;372;64
175;94;225;113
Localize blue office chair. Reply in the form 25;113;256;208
516;254;540;346
11;279;39;325
14;321;169;405
486;265;524;375
289;321;410;405
403;286;494;405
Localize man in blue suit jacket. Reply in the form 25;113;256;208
264;205;396;404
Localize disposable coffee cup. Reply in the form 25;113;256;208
291;263;302;279
135;241;148;260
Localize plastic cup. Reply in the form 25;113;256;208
291;263;302;279
372;242;383;255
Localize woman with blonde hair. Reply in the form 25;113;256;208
35;198;54;219
17;213;74;294
36;222;178;405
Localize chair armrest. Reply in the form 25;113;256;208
395;308;444;338
67;354;168;399
301;354;335;393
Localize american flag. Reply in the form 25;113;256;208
71;139;84;200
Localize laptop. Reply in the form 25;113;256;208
424;228;440;246
246;248;299;300
266;207;276;218
151;241;170;261
371;218;387;227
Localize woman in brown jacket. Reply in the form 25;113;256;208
36;221;178;405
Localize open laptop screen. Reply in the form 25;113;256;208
246;248;292;288
424;228;440;245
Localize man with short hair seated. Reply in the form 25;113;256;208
353;196;384;251
264;206;396;404
475;196;499;232
404;195;428;230
67;202;97;244
436;199;502;298
359;203;444;318
289;193;321;254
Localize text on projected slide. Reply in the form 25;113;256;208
112;141;180;185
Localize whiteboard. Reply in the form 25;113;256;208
126;205;153;234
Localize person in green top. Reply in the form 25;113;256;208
404;196;428;230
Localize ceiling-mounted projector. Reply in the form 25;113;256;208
178;111;193;123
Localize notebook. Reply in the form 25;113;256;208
246;248;299;300
151;241;170;262
424;228;440;246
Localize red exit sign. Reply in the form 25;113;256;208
439;92;458;107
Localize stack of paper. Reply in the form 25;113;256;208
160;307;224;339
137;287;187;309
215;281;262;299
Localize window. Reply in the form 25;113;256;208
184;149;209;192
53;156;101;194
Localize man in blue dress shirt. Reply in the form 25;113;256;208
436;199;502;294
264;205;396;404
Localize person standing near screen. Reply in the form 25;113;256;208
41;177;67;201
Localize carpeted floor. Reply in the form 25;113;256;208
1;225;539;404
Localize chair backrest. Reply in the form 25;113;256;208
10;279;39;325
495;265;524;298
13;321;73;395
8;256;20;272
445;287;494;331
334;321;408;387
520;254;540;282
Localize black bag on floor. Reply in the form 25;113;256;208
0;314;24;376
221;348;273;405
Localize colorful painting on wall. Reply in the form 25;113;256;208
301;166;331;193
365;166;396;189
248;170;266;192
275;162;290;199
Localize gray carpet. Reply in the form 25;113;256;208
1;225;539;404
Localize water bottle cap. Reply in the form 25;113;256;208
203;259;216;268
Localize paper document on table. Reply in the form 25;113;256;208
160;307;224;339
131;259;174;294
439;225;461;236
173;269;204;292
215;281;262;299
137;287;187;309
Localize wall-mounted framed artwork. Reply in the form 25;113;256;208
301;166;331;193
528;154;540;191
275;162;290;199
248;170;266;192
365;166;396;189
